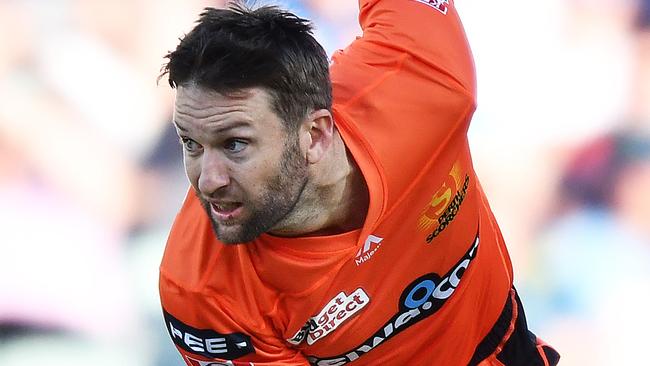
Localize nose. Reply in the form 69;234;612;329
197;149;230;196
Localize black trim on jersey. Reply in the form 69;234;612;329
468;289;560;366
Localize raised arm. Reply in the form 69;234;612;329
330;0;477;202
333;0;475;95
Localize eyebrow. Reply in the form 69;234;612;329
173;120;252;134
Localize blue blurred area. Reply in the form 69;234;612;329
1;1;648;365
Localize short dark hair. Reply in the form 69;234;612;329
160;3;332;130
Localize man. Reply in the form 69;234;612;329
159;1;559;365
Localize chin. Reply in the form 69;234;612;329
214;226;245;244
213;223;262;245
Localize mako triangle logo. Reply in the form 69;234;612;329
354;235;383;266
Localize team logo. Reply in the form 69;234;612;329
354;235;384;266
164;310;255;360
288;288;370;346
414;0;450;15
417;161;469;242
308;232;480;366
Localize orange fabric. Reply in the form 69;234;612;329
489;291;519;359
535;338;553;366
537;345;551;366
160;0;513;365
475;290;518;366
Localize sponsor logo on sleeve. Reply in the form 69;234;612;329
163;310;255;360
413;0;450;15
417;160;469;243
308;232;479;366
288;288;371;346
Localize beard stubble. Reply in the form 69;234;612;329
197;137;309;244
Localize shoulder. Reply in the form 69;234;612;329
160;190;219;289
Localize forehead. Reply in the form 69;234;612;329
174;85;283;131
175;85;273;112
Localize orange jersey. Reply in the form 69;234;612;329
160;0;514;365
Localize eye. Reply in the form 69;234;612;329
224;139;248;154
180;137;202;154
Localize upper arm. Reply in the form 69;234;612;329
330;0;477;199
358;0;475;93
332;0;475;103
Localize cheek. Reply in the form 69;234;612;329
242;161;279;191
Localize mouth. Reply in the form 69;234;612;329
210;201;244;222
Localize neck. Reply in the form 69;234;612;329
269;130;369;237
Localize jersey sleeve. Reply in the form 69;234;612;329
160;269;312;366
331;0;477;204
355;0;475;93
159;193;311;366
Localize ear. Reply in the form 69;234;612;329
300;109;334;164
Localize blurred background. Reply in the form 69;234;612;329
0;0;648;365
